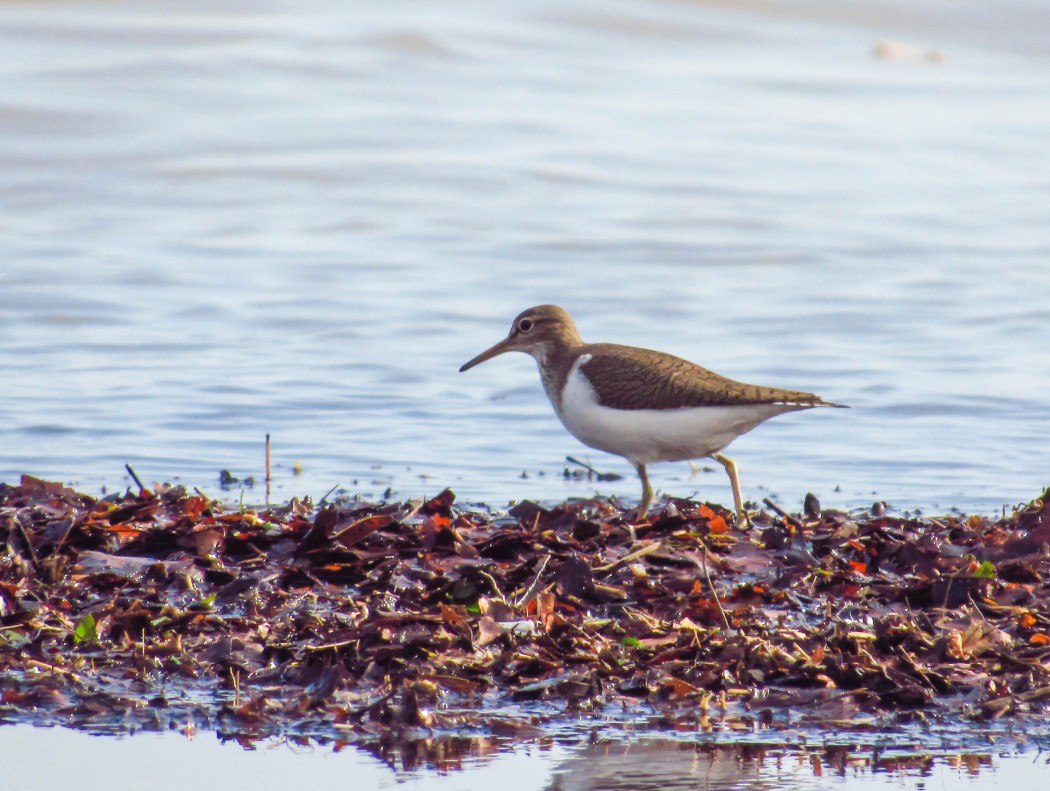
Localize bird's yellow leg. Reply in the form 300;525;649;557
712;453;750;527
625;460;651;542
634;462;653;518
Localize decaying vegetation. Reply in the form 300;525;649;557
2;475;1049;744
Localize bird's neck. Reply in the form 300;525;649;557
531;338;585;413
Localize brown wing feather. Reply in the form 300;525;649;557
580;344;831;410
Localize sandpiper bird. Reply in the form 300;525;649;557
459;305;845;524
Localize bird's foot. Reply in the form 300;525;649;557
736;508;753;530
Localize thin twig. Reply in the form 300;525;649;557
344;689;397;720
515;554;551;609
125;464;146;493
593;540;662;573
14;520;41;571
306;639;357;652
565;456;622;481
265;433;272;507
319;483;340;505
566;456;599;476
25;659;82;682
897;646;938;689
762;497;803;530
699;540;732;633
477;569;508;605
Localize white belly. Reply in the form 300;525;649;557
552;358;809;465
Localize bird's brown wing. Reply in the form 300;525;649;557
579;344;833;410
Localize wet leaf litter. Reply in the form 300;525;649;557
2;475;1050;746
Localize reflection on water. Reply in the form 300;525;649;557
3;0;1049;784
2;1;1049;518
545;741;1004;791
2;725;1047;791
549;741;782;791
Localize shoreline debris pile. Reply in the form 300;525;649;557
1;476;1049;740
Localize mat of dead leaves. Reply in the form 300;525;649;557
2;475;1050;748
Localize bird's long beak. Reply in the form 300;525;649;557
459;336;517;372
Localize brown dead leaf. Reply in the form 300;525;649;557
331;514;393;547
476;616;503;647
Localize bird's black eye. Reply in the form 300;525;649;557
517;318;534;333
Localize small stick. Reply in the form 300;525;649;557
15;521;41;572
265;433;272;506
319;483;340;505
344;689;397;720
306;639;357;653
565;455;622;481
699;540;732;633
566;455;599;476
593;540;662;573
125;464;146;493
515;554;551;609
25;659;82;682
762;497;803;530
477;569;508;605
229;667;241;707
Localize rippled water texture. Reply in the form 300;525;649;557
1;0;1047;514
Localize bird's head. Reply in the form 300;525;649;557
459;304;583;371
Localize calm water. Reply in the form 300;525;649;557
4;725;1049;791
3;1;1050;784
2;0;1049;519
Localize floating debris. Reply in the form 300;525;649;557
564;456;624;482
873;39;945;63
1;475;1049;745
